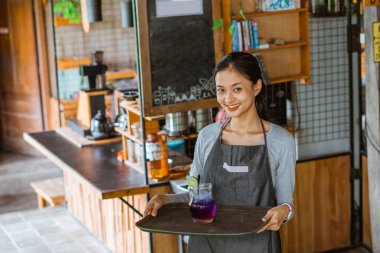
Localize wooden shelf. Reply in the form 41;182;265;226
116;127;198;144
54;17;81;26
106;70;136;81
245;41;307;53
119;101;165;121
232;8;308;19
56;58;91;70
271;74;309;84
115;127;143;145
167;133;198;141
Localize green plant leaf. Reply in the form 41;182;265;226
212;18;223;30
53;5;63;13
53;0;81;22
239;9;247;20
229;23;235;34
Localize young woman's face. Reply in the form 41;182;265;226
215;67;261;118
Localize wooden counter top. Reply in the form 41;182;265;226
24;131;150;199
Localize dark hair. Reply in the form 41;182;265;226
213;52;269;121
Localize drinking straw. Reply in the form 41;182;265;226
197;174;200;194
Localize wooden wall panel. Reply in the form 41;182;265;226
64;171;178;253
0;0;44;154
34;0;53;130
362;155;372;248
280;155;351;253
0;1;12;86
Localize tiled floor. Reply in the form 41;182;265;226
0;151;62;214
0;207;111;253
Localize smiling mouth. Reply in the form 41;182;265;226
224;103;240;111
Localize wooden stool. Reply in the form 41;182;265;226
30;177;65;208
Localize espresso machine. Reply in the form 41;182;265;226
79;51;108;91
67;51;109;137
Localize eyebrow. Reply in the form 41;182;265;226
216;82;242;87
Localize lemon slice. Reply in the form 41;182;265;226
187;176;199;188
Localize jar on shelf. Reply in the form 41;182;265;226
127;139;136;163
131;122;141;139
134;142;143;165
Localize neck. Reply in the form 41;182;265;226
229;106;262;133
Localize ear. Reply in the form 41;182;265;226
254;79;262;96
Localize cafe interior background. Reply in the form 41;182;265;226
0;0;379;252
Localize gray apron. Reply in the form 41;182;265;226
187;119;281;253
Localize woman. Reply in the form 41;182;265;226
144;52;296;252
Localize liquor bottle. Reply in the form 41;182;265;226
145;134;163;179
160;135;169;178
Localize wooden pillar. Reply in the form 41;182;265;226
364;6;380;252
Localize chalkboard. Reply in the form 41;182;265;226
136;0;220;116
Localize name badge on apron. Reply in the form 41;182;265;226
222;162;249;173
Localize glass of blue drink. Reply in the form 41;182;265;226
188;183;216;223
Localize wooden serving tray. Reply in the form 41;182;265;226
135;203;271;236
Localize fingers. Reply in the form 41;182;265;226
262;209;273;223
143;195;167;217
257;218;282;233
257;209;282;233
143;201;153;217
143;197;158;217
150;201;161;216
257;222;270;234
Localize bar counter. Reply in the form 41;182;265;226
24;131;178;253
24;131;150;199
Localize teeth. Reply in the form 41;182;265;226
226;103;240;108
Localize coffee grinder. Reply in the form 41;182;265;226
67;51;109;137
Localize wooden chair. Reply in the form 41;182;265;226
30;177;65;208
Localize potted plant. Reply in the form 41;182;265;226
53;0;81;25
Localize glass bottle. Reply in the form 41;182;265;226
160;135;169;178
146;134;163;179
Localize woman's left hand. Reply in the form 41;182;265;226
256;205;290;233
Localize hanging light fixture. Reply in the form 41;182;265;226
121;0;133;28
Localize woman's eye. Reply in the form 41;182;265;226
233;87;242;93
217;89;224;93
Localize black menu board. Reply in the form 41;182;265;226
137;0;218;116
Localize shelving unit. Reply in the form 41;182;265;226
246;41;307;53
117;101;160;172
222;0;311;84
271;74;309;84
117;99;193;180
231;8;308;19
167;133;198;141
115;127;143;145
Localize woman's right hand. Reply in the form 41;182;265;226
143;194;170;217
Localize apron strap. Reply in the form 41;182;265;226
260;119;277;203
219;118;231;141
260;119;268;148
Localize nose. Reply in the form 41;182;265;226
225;91;235;102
